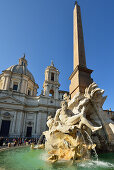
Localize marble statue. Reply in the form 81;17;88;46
43;82;114;162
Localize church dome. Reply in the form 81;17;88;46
5;55;35;83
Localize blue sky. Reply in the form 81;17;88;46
0;0;114;110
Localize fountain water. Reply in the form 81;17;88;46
84;130;98;161
0;147;114;170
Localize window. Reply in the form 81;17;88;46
49;89;54;97
51;73;54;81
28;89;31;96
13;82;18;91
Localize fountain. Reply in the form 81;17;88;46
0;2;113;170
43;82;112;163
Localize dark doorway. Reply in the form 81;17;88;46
26;127;32;137
0;120;11;137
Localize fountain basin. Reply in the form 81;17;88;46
0;147;113;170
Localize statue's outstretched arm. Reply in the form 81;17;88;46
54;109;61;122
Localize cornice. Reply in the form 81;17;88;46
69;65;93;80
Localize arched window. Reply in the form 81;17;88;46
28;89;31;96
51;73;54;81
13;82;18;91
49;89;54;97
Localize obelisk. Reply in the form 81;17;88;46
69;2;93;99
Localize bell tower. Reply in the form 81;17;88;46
43;61;60;99
69;2;93;99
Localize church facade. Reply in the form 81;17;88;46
0;56;68;138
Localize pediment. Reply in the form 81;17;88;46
0;96;24;105
2;112;13;118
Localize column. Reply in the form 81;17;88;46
11;112;16;134
3;76;10;90
36;112;41;137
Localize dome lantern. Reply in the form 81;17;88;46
19;54;28;66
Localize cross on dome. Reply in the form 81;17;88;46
51;60;54;67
